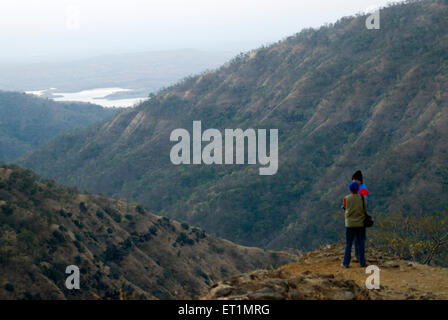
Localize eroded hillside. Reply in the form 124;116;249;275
0;165;293;300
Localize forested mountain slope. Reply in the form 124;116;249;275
0;165;291;300
22;0;448;250
0;91;116;162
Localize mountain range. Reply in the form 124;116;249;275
20;0;448;253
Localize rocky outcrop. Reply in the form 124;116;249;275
204;244;448;300
204;269;371;300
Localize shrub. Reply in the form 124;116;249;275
195;268;210;284
73;240;84;253
181;223;190;230
23;292;33;300
175;232;195;246
5;283;14;292
59;209;68;217
42;264;65;283
103;246;126;263
1;204;14;216
73;220;84;229
52;230;65;243
149;226;157;235
79;202;88;213
136;205;146;215
192;228;206;241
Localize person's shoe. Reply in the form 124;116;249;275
360;264;367;268
341;264;349;268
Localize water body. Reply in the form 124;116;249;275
26;87;146;108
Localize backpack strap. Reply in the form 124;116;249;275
360;194;366;215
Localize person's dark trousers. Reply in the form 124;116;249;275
343;227;366;267
355;238;360;261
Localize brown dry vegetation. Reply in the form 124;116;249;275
0;165;294;300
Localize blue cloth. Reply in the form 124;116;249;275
349;181;359;193
343;227;366;267
359;183;368;202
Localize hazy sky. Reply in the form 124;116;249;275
0;0;400;64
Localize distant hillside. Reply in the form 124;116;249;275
22;0;448;250
0;91;117;162
0;164;293;300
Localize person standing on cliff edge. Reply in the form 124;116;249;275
342;181;367;268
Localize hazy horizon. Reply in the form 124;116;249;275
1;0;401;65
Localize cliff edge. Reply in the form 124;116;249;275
204;244;448;300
